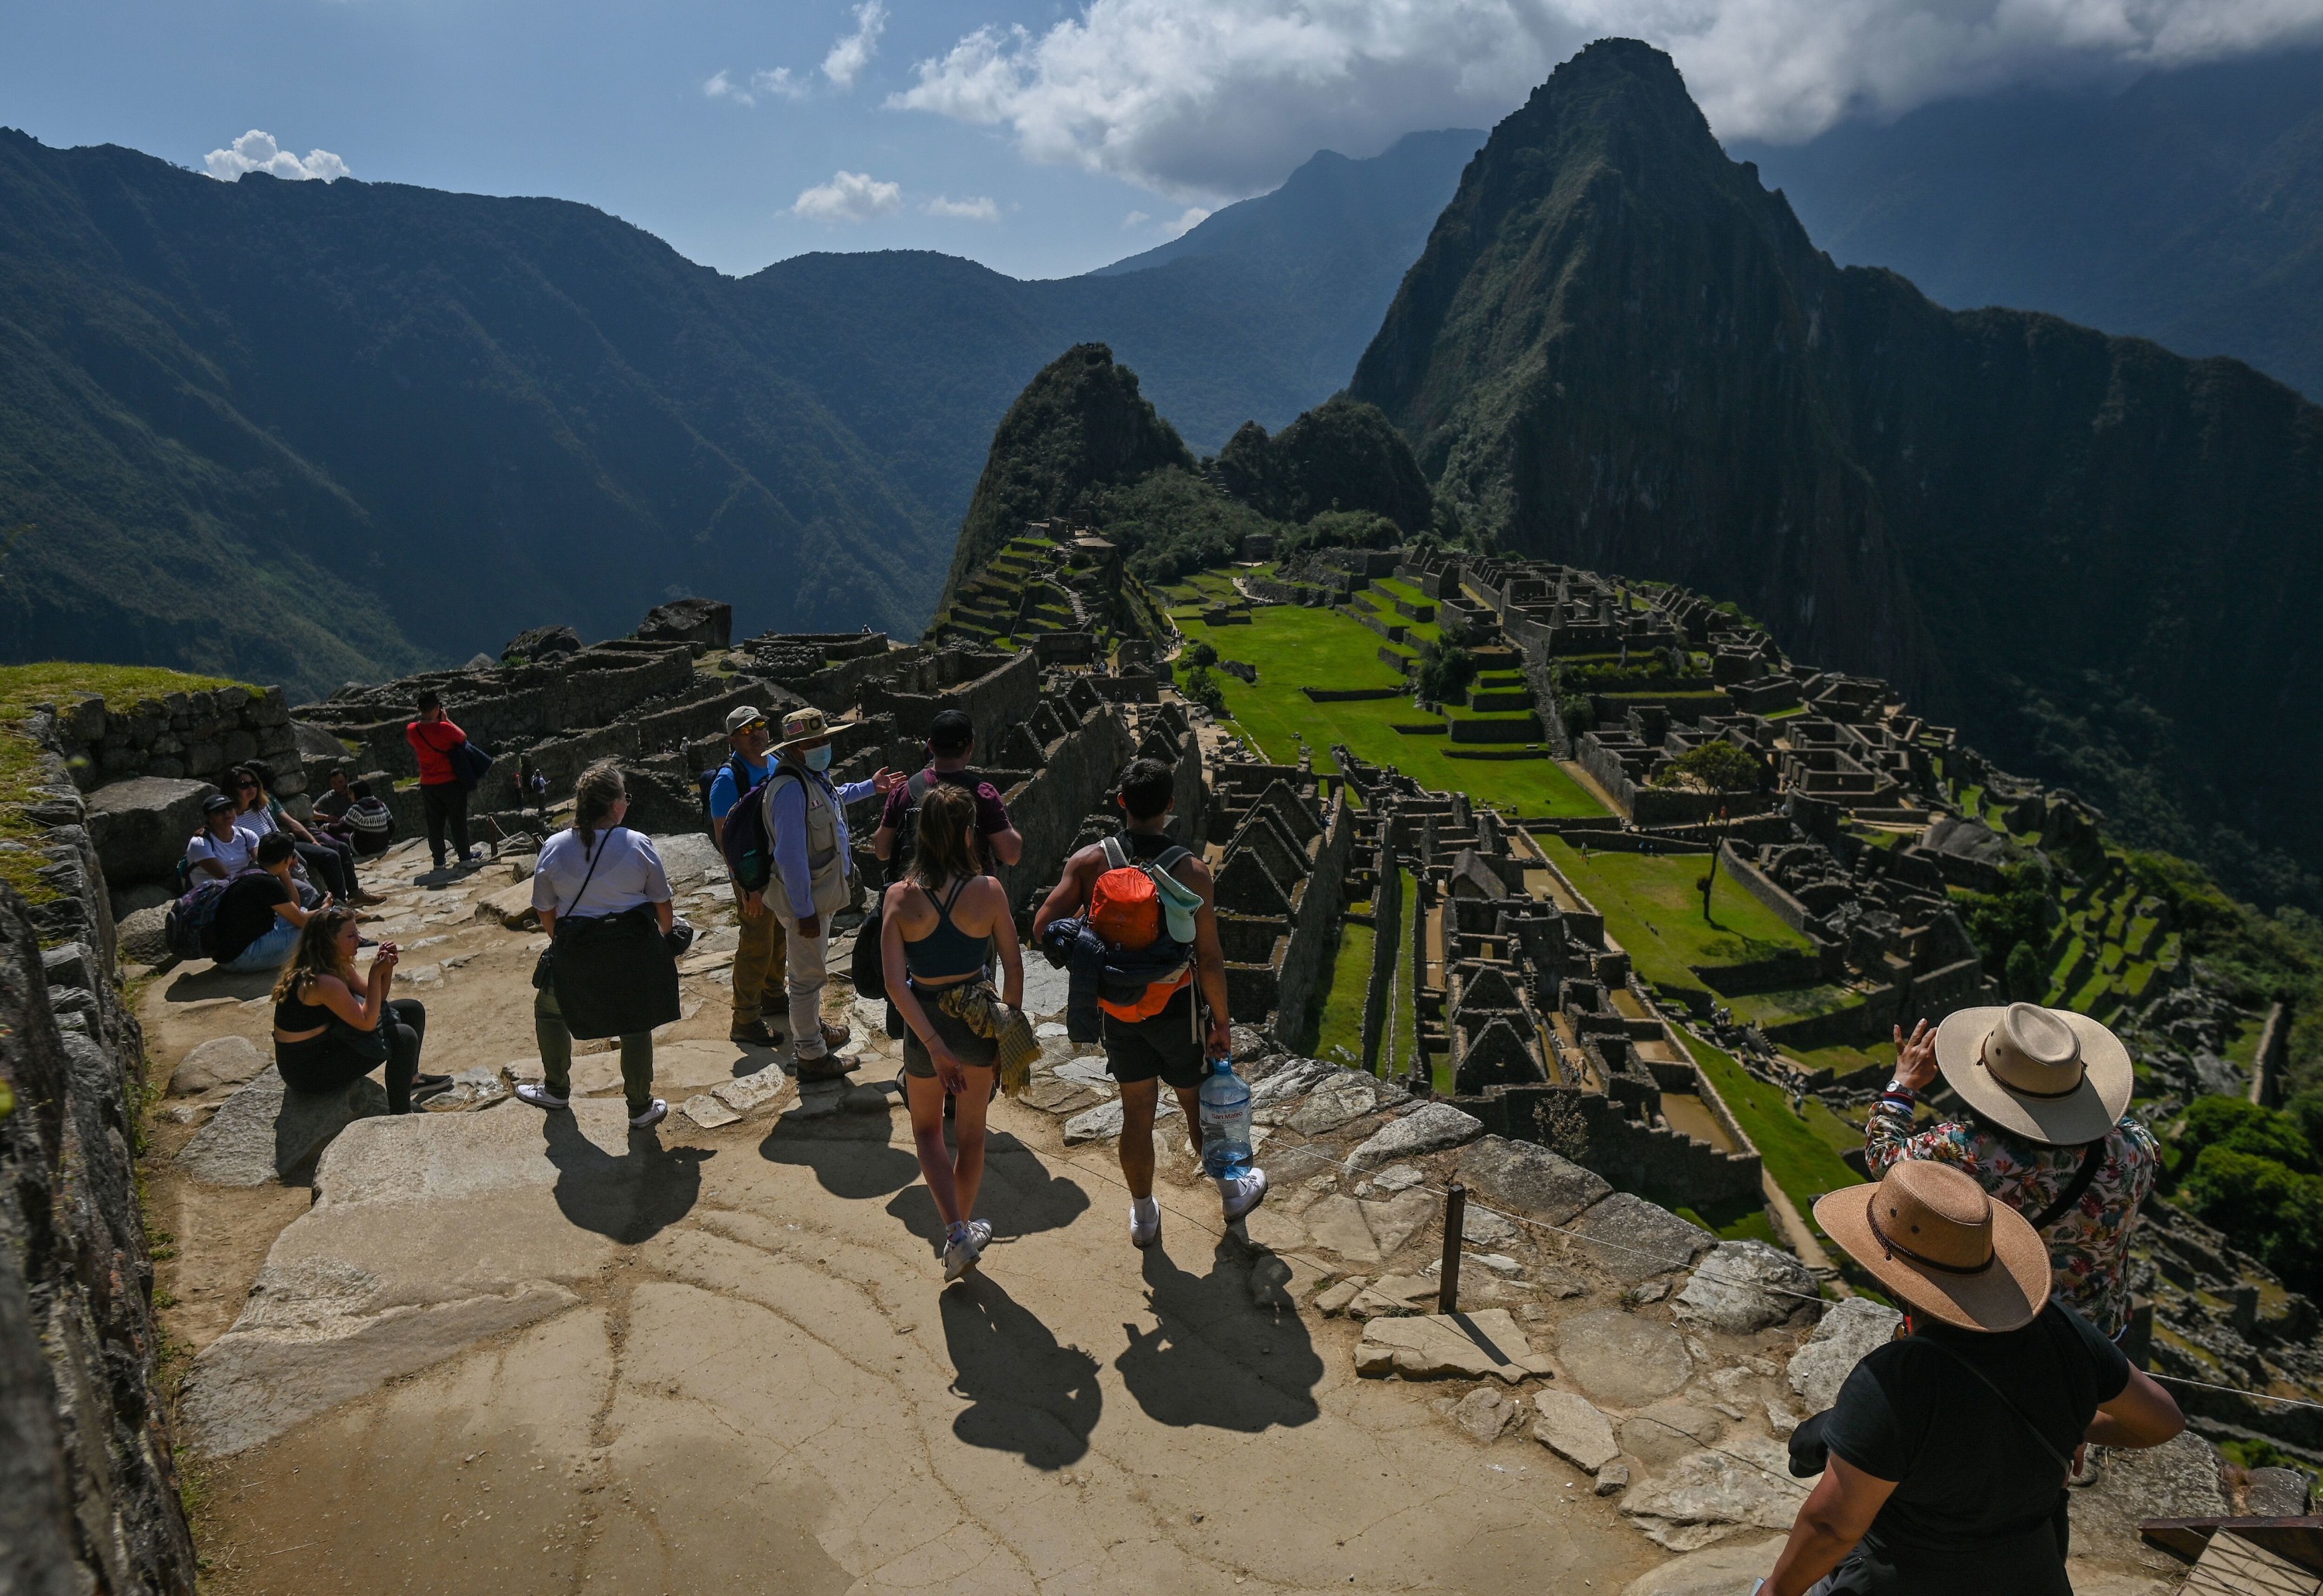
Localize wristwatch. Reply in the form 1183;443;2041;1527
1882;1078;1916;1097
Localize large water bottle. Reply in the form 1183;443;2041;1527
1198;1055;1254;1181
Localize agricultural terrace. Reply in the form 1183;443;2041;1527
1165;585;1606;817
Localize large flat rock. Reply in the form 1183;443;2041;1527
1569;1193;1715;1282
1621;1436;1812;1551
1554;1307;1694;1407
1354;1308;1553;1381
1457;1134;1611;1226
170;1033;269;1096
1532;1388;1620;1471
181;1100;670;1454
87;775;217;882
1620;1537;1783;1595
1673;1241;1819;1333
2068;1431;2231;1571
174;1065;387;1186
1346;1103;1484;1172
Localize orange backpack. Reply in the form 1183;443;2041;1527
1090;837;1196;1022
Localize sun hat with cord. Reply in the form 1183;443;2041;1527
1932;1001;2133;1146
1815;1159;2055;1332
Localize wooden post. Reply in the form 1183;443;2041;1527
1438;1182;1467;1314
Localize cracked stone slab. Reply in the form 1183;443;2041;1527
1618;1536;1785;1595
1532;1388;1620;1472
176;1066;388;1187
1555;1308;1693;1408
1786;1296;1900;1412
1354;1309;1553;1381
181;1100;650;1454
1567;1193;1716;1282
1622;1436;1812;1551
1346;1103;1484;1172
1674;1241;1820;1333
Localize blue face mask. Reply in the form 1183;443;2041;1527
803;745;833;772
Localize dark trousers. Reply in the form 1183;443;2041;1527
276;998;427;1113
294;839;357;900
420;781;471;865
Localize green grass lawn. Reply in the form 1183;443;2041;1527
1676;1031;1861;1216
1312;922;1374;1069
1178;604;1605;816
1539;838;1811;990
1790;1038;1898;1081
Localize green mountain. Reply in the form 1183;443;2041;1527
0;128;1478;697
1734;48;2323;403
1215;395;1434;532
1350;39;2323;911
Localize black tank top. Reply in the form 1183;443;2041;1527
903;879;990;980
274;976;330;1033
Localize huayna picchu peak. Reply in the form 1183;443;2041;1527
1351;38;2323;911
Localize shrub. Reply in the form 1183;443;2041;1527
1182;639;1217;668
2179;1145;2323;1296
1180;664;1227;715
1650;740;1761;794
2004;940;2043;1001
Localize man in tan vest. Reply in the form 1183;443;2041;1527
752;707;897;1079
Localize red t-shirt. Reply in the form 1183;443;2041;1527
406;716;466;786
879;767;1010;837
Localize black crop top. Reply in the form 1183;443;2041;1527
274;976;331;1033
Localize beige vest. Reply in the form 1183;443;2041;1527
764;765;851;917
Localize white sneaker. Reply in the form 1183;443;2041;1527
1220;1169;1269;1224
942;1221;987;1282
629;1098;669;1130
514;1083;569;1110
1130;1196;1162;1250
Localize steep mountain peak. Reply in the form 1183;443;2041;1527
942;343;1195;600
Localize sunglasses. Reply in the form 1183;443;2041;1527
237;780;259;790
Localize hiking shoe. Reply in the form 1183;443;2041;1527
629;1098;669;1130
1130;1197;1162;1250
1220;1169;1269;1224
410;1077;456;1107
413;1072;452;1090
817;1019;851;1050
730;1020;781;1048
515;1083;570;1110
796;1052;854;1083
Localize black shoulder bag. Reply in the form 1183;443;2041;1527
530;829;607;990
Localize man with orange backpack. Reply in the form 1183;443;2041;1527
1033;757;1266;1248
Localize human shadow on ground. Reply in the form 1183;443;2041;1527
1113;1235;1323;1433
543;1114;711;1244
884;1128;1093;1254
757;1110;920;1201
940;1273;1103;1468
162;964;282;1004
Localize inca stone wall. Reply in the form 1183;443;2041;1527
2;721;197;1594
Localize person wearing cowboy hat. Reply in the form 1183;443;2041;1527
753;706;901;1078
1867;1003;2159;1340
709;704;788;1049
1758;1159;2184;1595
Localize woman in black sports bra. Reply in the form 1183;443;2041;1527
272;907;448;1113
880;784;1024;1282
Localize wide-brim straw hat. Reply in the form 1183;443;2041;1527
775;705;839;752
1815;1159;2054;1332
1934;1001;2133;1146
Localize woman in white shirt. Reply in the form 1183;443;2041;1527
187;795;259;880
513;761;681;1130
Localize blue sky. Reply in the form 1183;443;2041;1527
8;0;2318;282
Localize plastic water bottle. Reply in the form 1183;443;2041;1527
1199;1055;1254;1180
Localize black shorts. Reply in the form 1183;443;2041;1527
901;983;1000;1079
1103;985;1205;1090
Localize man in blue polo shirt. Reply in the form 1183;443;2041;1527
709;705;787;1047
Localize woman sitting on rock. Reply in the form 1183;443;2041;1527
271;906;449;1113
514;760;684;1131
880;782;1027;1282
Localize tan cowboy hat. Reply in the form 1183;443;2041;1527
775;705;842;752
1934;1001;2133;1146
1815;1160;2054;1332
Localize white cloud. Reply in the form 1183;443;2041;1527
1165;204;1210;235
926;194;1002;220
203;130;348;183
822;0;888;88
1122;209;1152;228
791;169;904;222
892;0;2323;199
705;66;808;105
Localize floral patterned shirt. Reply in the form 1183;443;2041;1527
1865;1100;2160;1337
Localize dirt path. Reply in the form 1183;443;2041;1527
142;840;1666;1596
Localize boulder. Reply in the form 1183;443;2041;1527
648;832;729;891
502;624;583;663
1062;1095;1179;1145
85;776;217;883
117;904;173;967
637;598;732;649
1569;1193;1716;1282
1554;1308;1693;1406
1285;1076;1384;1135
41;941;95;992
1457;1134;1612;1226
475;878;540;928
290;720;351;764
2067;1431;2230;1571
2246;1466;2312;1516
1345;1103;1484;1172
170;1035;269;1096
174;1066;388;1186
1621;1436;1812;1551
1354;1309;1553;1381
1674;1241;1820;1333
1532;1388;1620;1471
1618;1536;1783;1596
1785;1296;1901;1412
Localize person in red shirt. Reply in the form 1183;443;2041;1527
405;689;476;871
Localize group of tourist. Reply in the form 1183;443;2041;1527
181;671;2194;1589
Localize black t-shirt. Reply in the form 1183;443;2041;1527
211;874;291;963
1823;1300;2130;1594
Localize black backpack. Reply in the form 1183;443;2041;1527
884;769;954;882
697;753;753;834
